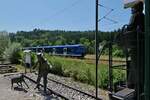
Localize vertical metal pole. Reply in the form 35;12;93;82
95;0;99;99
137;30;140;100
125;48;129;88
145;0;150;99
109;33;113;92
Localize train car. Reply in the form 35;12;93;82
24;44;86;58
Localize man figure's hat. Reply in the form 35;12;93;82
36;52;43;56
124;0;144;9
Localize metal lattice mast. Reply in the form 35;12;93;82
144;0;150;99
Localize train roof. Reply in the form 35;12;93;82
25;44;84;49
43;44;84;48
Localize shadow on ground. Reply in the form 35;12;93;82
13;87;28;93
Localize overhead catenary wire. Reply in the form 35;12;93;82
29;0;83;30
104;17;118;24
28;0;118;32
98;4;118;24
31;1;118;30
46;0;82;19
98;4;114;10
89;4;118;30
98;9;114;22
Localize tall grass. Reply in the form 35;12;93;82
45;55;126;89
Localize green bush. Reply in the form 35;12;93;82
72;70;79;81
0;31;10;58
31;53;36;66
3;43;22;64
86;68;93;84
98;67;109;88
50;60;63;76
102;44;124;58
112;45;124;57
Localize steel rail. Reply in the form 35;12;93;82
23;75;70;100
29;73;102;100
47;77;102;100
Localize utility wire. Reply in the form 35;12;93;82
47;0;82;18
30;1;118;31
98;4;114;10
98;9;114;22
98;4;118;24
30;0;83;29
89;3;118;30
40;2;116;27
104;17;118;24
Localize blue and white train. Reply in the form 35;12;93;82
24;44;86;58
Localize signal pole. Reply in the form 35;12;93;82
95;0;99;99
145;0;150;99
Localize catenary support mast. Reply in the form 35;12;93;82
95;0;99;99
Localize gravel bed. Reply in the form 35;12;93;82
48;73;109;100
26;73;109;100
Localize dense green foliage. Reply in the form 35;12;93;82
0;31;22;64
3;43;22;64
9;29;121;55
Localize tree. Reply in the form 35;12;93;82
0;31;10;58
9;29;123;56
3;43;21;64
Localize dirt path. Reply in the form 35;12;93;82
0;74;27;100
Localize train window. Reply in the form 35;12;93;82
63;48;67;55
67;47;77;54
67;47;73;54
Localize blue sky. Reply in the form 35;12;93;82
0;0;131;32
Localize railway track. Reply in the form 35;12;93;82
24;73;102;100
4;73;67;100
23;74;69;100
0;64;17;74
84;58;126;63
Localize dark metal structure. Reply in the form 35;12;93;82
108;30;137;100
144;0;150;100
107;22;145;100
95;0;150;100
108;1;150;100
95;1;148;100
